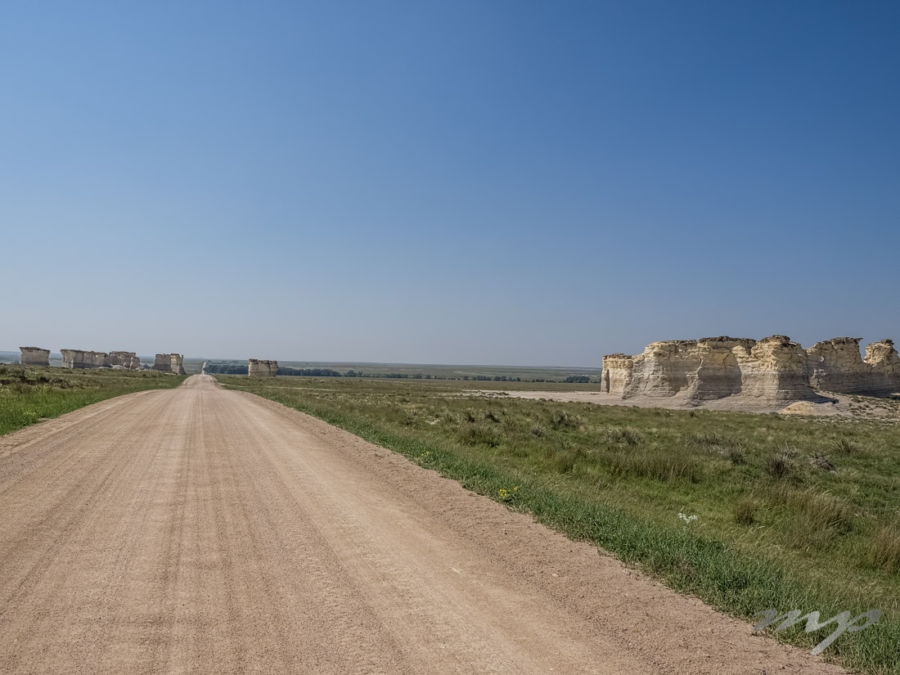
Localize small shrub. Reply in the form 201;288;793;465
765;452;793;479
690;431;723;446
785;489;853;548
553;452;577;473
604;426;643;446
549;410;581;430
733;496;757;525
608;450;701;483
457;424;501;447
728;447;746;465
834;438;857;455
869;526;900;572
811;454;835;471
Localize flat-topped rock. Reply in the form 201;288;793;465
61;349;108;369
864;340;900;396
625;340;702;398
19;347;50;367
108;351;141;370
601;354;634;396
154;353;186;375
248;359;278;377
736;336;814;401
806;338;867;393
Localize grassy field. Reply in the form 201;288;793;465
218;375;900;674
0;365;187;436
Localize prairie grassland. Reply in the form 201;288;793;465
219;375;900;674
0;365;187;436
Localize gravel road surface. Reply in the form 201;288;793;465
0;375;843;673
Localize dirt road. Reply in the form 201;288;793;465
0;375;843;673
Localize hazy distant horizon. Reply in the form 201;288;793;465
1;331;891;370
3;2;898;365
0;349;606;371
1;350;599;369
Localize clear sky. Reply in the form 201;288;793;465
2;1;898;365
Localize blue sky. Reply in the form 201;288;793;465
2;1;898;365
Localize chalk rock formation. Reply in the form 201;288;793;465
61;349;109;369
734;336;815;401
601;354;633;396
610;337;757;400
804;338;899;396
864;340;900;396
602;335;900;406
248;359;278;377
108;351;141;370
692;337;756;400
172;354;186;375
154;353;186;375
625;340;702;398
806;338;869;393
19;346;50;366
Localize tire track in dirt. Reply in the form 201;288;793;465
0;375;846;673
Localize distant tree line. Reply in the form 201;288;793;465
200;365;344;377
204;364;249;374
277;367;343;377
203;362;597;383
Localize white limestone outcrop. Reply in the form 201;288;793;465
61;349;109;369
248;359;278;377
154;353;186;375
602;335;899;405
108;351;141;370
19;346;50;366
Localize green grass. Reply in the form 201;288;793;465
0;365;187;436
218;375;900;674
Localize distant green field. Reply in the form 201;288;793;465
205;358;603;382
219;374;900;674
0;365;187;436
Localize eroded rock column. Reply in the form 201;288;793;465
248;359;279;377
19;347;50;366
864;339;900;396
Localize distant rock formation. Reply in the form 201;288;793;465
692;337;754;400
625;340;703;399
864;339;900;396
154;353;186;375
61;349;109;369
19;346;50;367
807;338;869;393
248;359;278;377
737;336;815;401
602;335;900;404
601;354;634;397
107;351;141;369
